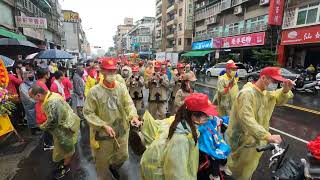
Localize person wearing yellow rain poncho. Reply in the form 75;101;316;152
29;85;80;179
140;93;219;180
85;64;126;151
83;58;141;180
213;60;239;116
227;67;294;180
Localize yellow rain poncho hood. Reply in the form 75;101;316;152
227;82;293;180
140;111;198;180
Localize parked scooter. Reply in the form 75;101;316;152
257;141;320;179
293;73;320;95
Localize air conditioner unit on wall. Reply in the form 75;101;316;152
260;0;270;6
234;6;243;15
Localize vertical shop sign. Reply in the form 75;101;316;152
268;0;285;25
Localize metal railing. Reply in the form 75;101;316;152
193;23;268;41
16;0;46;17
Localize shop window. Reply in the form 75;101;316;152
178;38;182;45
296;3;320;25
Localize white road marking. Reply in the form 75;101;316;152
269;127;309;144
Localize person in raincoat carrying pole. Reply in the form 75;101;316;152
83;58;141;180
29;85;80;179
226;67;294;180
213;60;239;116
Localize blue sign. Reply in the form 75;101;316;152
192;39;212;50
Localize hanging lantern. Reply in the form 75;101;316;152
0;59;9;88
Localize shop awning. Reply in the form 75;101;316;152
0;28;26;41
181;50;213;57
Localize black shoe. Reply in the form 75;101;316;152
109;167;120;180
54;165;71;179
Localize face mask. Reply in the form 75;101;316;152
230;70;237;77
267;83;278;91
106;74;116;83
28;77;34;81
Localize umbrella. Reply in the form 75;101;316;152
26;52;39;60
0;38;40;56
0;55;15;67
36;49;74;59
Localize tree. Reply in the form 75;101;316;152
252;49;278;67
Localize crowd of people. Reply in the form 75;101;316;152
6;57;295;180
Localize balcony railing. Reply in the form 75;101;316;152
193;23;268;41
16;0;46;18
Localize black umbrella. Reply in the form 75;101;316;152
0;38;40;56
36;49;74;59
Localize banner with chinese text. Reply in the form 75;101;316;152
221;32;266;48
268;0;285;26
15;16;47;29
281;25;320;45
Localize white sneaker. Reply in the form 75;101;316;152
209;174;220;180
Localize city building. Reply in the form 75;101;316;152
0;0;64;50
279;0;320;68
62;10;91;60
124;17;155;58
113;17;134;54
189;0;278;63
154;0;194;53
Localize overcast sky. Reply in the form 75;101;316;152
60;0;155;52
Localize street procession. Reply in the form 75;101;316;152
0;0;320;180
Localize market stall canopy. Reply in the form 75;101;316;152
0;55;15;67
36;49;74;59
181;50;214;57
0;38;40;56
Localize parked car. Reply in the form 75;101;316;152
246;68;299;82
206;62;248;78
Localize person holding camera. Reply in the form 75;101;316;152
126;66;144;113
146;62;170;119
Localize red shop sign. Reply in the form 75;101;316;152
281;25;320;45
268;0;285;26
221;32;266;48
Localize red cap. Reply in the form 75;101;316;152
139;61;144;65
154;61;161;68
132;66;139;72
177;63;184;68
260;67;286;82
226;60;237;69
100;58;117;70
161;61;167;65
184;93;219;116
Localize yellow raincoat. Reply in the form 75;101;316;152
226;82;293;180
83;81;138;179
140;120;198;180
40;92;80;162
213;73;239;116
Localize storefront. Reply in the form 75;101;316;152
279;25;320;68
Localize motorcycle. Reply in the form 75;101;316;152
293;73;320;95
257;141;320;179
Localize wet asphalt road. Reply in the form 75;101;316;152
9;78;320;180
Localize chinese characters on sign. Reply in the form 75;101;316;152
221;32;266;48
281;25;320;45
268;0;285;26
15;16;47;29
